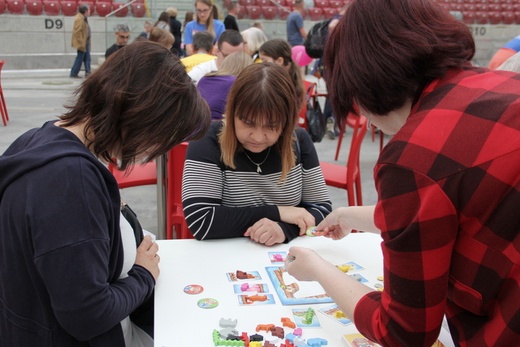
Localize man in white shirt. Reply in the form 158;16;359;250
189;29;244;84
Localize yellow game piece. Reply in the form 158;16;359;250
334;310;347;319
377;276;384;281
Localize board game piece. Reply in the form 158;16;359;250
291;307;321;327
197;298;219;309
305;226;327;237
237;294;275;305
219;318;238;328
183;284;204;294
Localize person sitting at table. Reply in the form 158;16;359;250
182;63;332;246
0;41;211;347
197;50;253;120
285;0;520;346
241;27;268;63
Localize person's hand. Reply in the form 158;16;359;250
244;218;285;246
277;206;315;235
285;246;327;281
135;235;160;281
316;207;353;240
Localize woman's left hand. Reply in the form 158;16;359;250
244;218;285;246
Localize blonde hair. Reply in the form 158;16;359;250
195;0;216;38
207;51;253;76
149;27;175;49
166;7;178;17
219;63;298;180
241;27;268;57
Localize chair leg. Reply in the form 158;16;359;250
0;90;8;121
0;101;7;126
334;122;346;161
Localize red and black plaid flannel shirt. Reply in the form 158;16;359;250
354;67;520;346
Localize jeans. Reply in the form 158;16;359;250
70;41;91;77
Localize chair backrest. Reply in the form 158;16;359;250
166;142;191;239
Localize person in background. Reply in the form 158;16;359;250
166;7;183;56
488;34;520;70
105;23;131;59
0;41;211;347
241;27;268;62
286;0;306;47
224;1;240;31
181;11;194;57
251;20;264;31
182;63;332;245
497;50;520;72
197;51;253;120
154;11;171;32
70;4;90;78
259;38;304;110
188;29;244;84
137;20;153;40
286;0;520;346
181;31;216;73
148;27;175;50
184;0;225;56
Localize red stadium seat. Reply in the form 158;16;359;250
488;11;502;23
26;0;43;15
278;7;290;19
78;1;93;14
237;5;247;18
272;0;286;6
239;0;256;5
462;10;476;23
262;5;278;19
329;0;342;7
475;10;489;23
502;10;515;23
450;3;463;10
95;1;111;16
463;3;475;10
246;5;261;19
285;0;295;6
323;7;337;19
314;0;328;8
112;2;128;16
6;0;24;14
307;7;323;20
0;0;5;14
257;0;271;6
131;2;145;17
60;0;77;16
475;3;488;10
43;0;60;15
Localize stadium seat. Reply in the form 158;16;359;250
488;3;501;10
502;10;515;23
272;0;286;6
314;0;329;8
463;3;475;10
475;3;488;10
489;11;502;23
278;7;290;19
78;1;93;14
257;0;271;5
261;5;278;19
329;0;342;7
26;0;43;15
95;1;111;16
131;2;145;17
462;10;476;23
0;0;5;13
112;2;128;16
43;0;60;15
285;0;295;6
475;10;489;23
246;5;261;19
60;0;77;16
450;3;463;10
323;7;337;19
237;5;247;18
6;0;24;14
307;7;323;20
239;0;256;5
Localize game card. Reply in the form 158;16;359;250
348;273;368;283
226;270;261;281
233;283;269;294
319;304;352;325
268;251;288;263
237;293;275;305
342;333;381;347
291;307;321;328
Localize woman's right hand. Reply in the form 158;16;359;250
277;206;315;235
135;235;160;281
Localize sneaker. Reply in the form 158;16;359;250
70;75;81;79
326;118;336;140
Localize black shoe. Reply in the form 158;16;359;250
85;72;91;77
70;75;81;79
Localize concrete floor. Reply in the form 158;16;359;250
0;70;383;237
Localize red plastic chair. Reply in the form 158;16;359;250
6;0;24;14
307;7;323;20
257;0;271;6
247;5;262;19
0;60;8;127
112;2;128;17
43;0;60;15
320;115;368;206
78;1;94;14
95;1;111;17
0;0;6;14
323;7;338;19
262;5;278;19
166;142;191;239
60;0;77;16
26;0;43;15
329;0;343;7
131;2;146;17
314;0;329;8
278;7;290;19
108;161;157;189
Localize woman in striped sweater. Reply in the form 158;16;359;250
182;63;332;246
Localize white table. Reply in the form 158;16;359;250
155;233;454;347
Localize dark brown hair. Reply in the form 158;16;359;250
219;63;298;179
60;40;211;171
259;38;304;110
324;0;475;118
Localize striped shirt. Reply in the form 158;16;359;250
182;121;332;241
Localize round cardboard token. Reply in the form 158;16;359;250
183;284;204;295
197;298;219;309
306;226;317;237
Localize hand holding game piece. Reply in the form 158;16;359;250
305;226;328;237
285;247;327;281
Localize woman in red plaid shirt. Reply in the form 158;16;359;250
286;0;520;346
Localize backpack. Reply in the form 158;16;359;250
304;19;332;59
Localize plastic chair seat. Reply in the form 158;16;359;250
0;0;6;14
95;1;111;17
26;0;43;15
323;7;338;19
131;2;146;17
60;0;77;16
6;0;24;14
109;161;157;189
329;0;343;7
314;0;329;8
262;5;278;19
112;2;128;17
246;5;262;19
166;143;191;239
43;0;60;15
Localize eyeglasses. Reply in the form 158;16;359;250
118;34;130;39
196;8;211;13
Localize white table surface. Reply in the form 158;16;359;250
155;233;454;347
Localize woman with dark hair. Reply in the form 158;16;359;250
285;0;520;346
154;11;171;32
259;38;304;110
0;41;210;346
182;63;331;246
184;0;225;56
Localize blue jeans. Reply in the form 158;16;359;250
70;41;91;77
